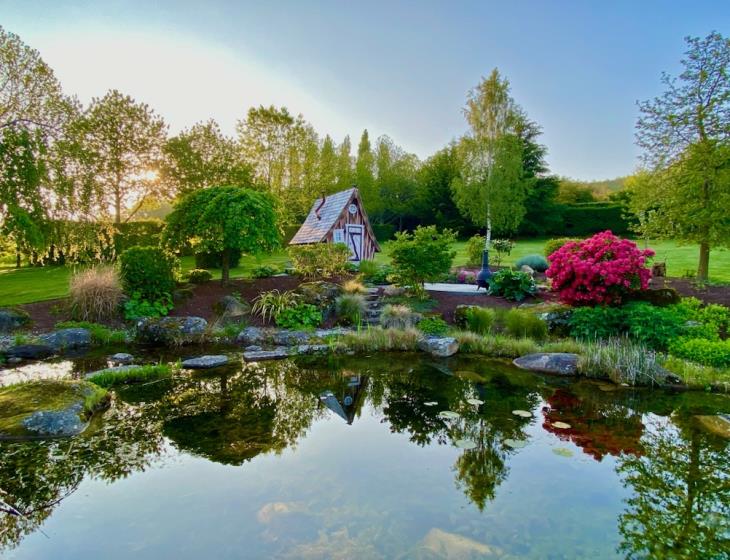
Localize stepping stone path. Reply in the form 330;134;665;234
363;287;384;327
181;355;229;369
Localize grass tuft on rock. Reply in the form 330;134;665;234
55;321;127;345
88;364;172;388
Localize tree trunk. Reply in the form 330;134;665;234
15;247;20;269
221;249;230;285
114;183;122;224
698;241;710;282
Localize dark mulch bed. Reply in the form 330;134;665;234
651;277;730;307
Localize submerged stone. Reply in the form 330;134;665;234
181;355;229;369
0;380;105;439
110;352;135;365
417;528;503;558
695;415;730;439
513;353;579;376
6;344;54;360
243;347;291;361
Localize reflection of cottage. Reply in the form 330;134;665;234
319;373;368;425
289;187;380;262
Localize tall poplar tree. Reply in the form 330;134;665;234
335;135;353;190
355;129;376;210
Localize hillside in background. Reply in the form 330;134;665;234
557;176;628;203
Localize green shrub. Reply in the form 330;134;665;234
389;225;457;298
251;265;279;278
418;316;450;336
487;269;536;301
362;263;393;284
123;292;173;320
288;243;351;279
194;249;242;269
562;203;630;236
490;239;514;266
515;254;549;273
55;321;127;345
275;303;322;330
119;246;178;301
544;237;579;258
251;289;301;323
669;338;730;368
187;269;212;284
577;338;662;386
503;309;548;340
69;266;124;322
335;294;367;326
380;304;422;329
466;234;485;266
464;306;497;335
88;364;172;388
568;306;624;340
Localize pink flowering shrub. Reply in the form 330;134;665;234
546;231;654;306
457;270;477;284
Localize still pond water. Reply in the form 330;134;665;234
1;353;729;559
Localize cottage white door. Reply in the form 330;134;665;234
345;224;363;261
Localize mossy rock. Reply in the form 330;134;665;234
0;380;108;440
295;281;343;307
0;307;31;333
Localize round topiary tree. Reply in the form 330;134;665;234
163;186;279;283
546;231;654;306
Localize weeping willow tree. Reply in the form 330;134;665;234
452;69;529;267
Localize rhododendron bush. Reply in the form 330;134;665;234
546;231;654;306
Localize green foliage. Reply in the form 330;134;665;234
379;304;422;329
453;330;540;358
577;338;663;386
55;321;127;345
275;303;322;330
466;234;484;266
568;306;625;340
83;384;110;414
359;261;393;284
337;327;421;352
335;294;367;326
288;243;351;279
669;338;730;368
164;185;280;282
544;237;580;257
194;249;241;270
487;269;536;301
562;202;630;236
88;364;172;388
515;254;549;272
119;245;178;301
186;269;212;284
464;306;497;335
389;225;456;297
503;309;548;340
251;265;279;278
123;292;173;320
660;356;730;389
417;316;450;336
251;289;301;323
490;239;514;265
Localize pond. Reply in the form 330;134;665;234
0;353;729;559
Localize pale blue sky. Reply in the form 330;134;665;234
2;0;728;179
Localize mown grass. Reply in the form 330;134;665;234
87;364;172;388
1;237;728;306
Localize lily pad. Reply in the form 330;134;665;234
454;439;477;449
466;398;484;406
512;409;532;418
438;411;460;420
552;421;572;430
552;447;574;458
424;401;438;407
503;438;527;449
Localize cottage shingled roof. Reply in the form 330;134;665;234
289;188;357;244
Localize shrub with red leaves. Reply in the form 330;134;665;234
546;231;654;306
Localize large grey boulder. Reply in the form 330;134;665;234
236;326;267;346
6;344;54;360
110;352;134;365
40;328;91;350
272;330;310;346
243;347;291;361
0;307;30;333
418;337;459;358
136;316;207;345
295;344;330;356
213;295;251;323
23;406;88;438
513;353;579;376
181;355;229;369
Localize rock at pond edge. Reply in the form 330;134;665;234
513;353;579;376
418;337;459;358
181;355;230;369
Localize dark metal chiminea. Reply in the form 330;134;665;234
476;249;492;290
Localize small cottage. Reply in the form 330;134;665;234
289;187;380;261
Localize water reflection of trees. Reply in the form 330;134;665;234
617;417;730;559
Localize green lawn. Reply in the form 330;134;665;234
0;238;728;306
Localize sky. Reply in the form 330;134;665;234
2;0;729;180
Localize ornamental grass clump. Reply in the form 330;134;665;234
339;327;421;352
380;304;422;329
335;294;367;326
577;338;663;386
503;309;548;340
546;231;654;306
69;266;124;322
